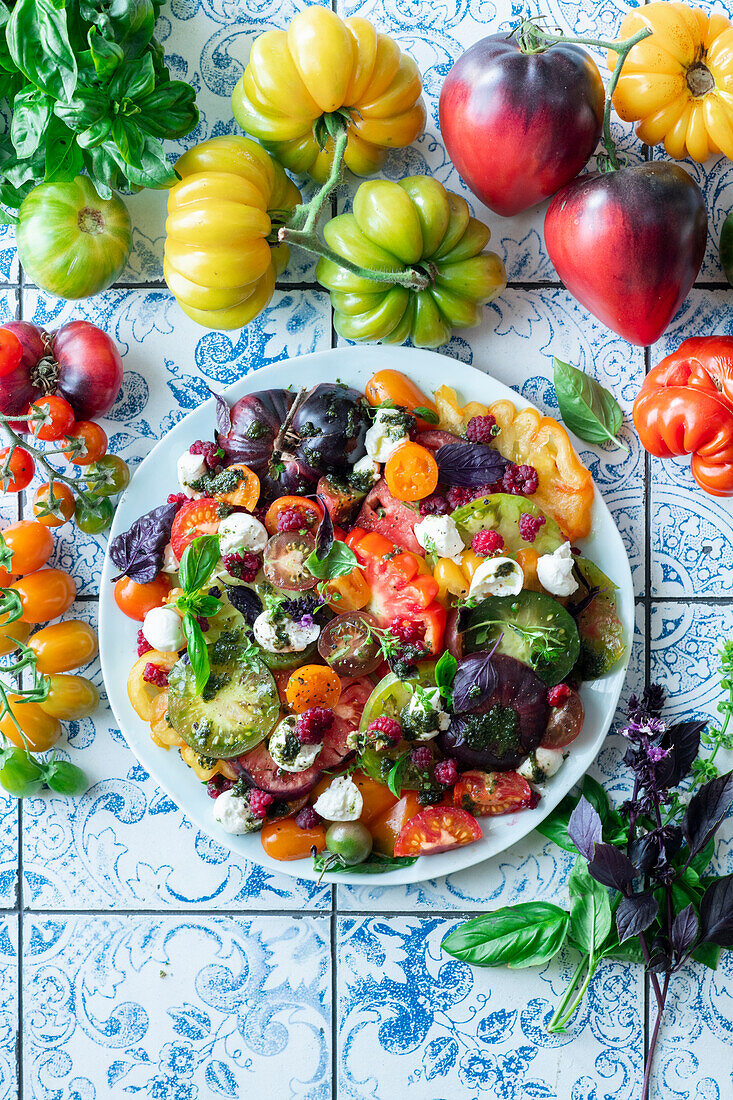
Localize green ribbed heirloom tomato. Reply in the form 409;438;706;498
17;177;131;300
314;176;507;347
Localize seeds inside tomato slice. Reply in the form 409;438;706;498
453;770;533;816
170;498;222;559
393;806;482;857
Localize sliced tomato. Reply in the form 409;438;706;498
394;806;482;857
542;689;584;748
355;478;422;553
170;498;222;560
320;677;373;769
264;495;323;535
453;770;534;817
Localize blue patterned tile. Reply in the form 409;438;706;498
23;914;330;1099
0;229;17;285
338;916;643;1099
0;919;16;1100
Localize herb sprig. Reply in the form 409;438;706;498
175;534;222;694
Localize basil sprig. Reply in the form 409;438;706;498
176;535;222;695
306;540;358;580
553;357;628;452
313;851;418;875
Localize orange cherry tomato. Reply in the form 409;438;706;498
385;442;439;502
285;664;341;713
114;573;171;621
394;806;482;856
0;695;62;752
323;566;371;612
33;483;76;526
351;770;399;825
39;674;100;720
62;421;108;466
0;521;54;583
370;790;423;856
453;770;534;817
260;817;327;861
264;495;324;535
0;446;34;492
213;463;260;509
170;498;222;560
28;619;98;673
10;568;76;623
0;613;31;657
365;369;438;430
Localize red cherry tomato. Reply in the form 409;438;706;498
27;395;75;441
62;420;108;465
114;573;172;621
0;447;34;492
453;770;534;816
394;806;483;857
170;498;222;561
0;328;22;377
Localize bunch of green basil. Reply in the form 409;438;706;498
0;0;198;213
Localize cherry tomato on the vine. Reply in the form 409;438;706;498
86;454;130;497
32;483;76;527
0;521;53;583
28;619;98;673
63;421;108;466
0;613;30;657
0;748;44;797
27;395;75;441
75;496;114;534
0;447;34;492
0;696;62;752
10;568;76;623
114;573;171;621
0;327;22;378
39;674;100;720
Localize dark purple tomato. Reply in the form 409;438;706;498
263;531;318;590
292;383;369;472
318;612;382;676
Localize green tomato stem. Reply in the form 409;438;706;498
547;954;596;1033
280;226;431;290
0;417;103;509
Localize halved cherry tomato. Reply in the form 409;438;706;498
263;530;318;590
10;568;76;623
352;770;399;825
0;613;30;656
370;790;423;855
323;566;371;612
39;674;99;720
0;521;53;583
170;498;222;560
28;619;98;673
365;369;438;431
285;664;341;712
542;689;584;748
63;421;108;466
261;817;327;860
114;573;171;621
0;695;61;752
33;483;76;526
27;395;75;441
0;327;22;376
264;495;324;535
317;612;382;676
213;463;260;509
394;806;483;856
453;770;534;816
385;442;439;502
0;447;34;492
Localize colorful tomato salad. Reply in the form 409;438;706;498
110;368;625;874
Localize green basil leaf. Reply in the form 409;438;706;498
112;116;145;169
434;649;457;704
602;934;647;964
312;851;417;875
110;52;156;102
178;534;220;594
11;89;52;159
136;80;200;139
567;860;612;956
691;941;721;970
182;612;209;696
188;594;223;617
306;541;357;581
88;26;124;78
442;902;570;969
7;0;78;101
581;775;610;823
535;793;579;853
689;838;716;876
43;116;84;182
553;358;627;452
102;0;156;58
386;752;411;799
413;406;439;425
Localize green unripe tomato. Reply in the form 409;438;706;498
75;496;114;534
44;761;88;796
17;177;131;300
325;821;373;865
87;455;130;497
0;748;44;797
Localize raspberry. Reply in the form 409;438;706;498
547;683;572;707
503;463;539;496
471;529;504;556
167;492;188;508
411;746;433;770
137;629;152;657
390;619;422;643
367;716;402;744
277;506;315;533
419;494;450;516
295;707;334;745
295;806;321;830
528;789;541;809
143;663;169;687
518;513;546;543
446;486;474;510
434;758;458;786
196;616;209;633
190;439;221;470
222;551;260;582
466;415;498;444
206;774;233;799
249;788;275;818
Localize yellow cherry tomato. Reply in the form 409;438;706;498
324;566;371;612
28;619;98;673
10;568;76;623
0;613;31;657
232;8;426;182
39;674;100;720
0;695;62;752
127;650;178;721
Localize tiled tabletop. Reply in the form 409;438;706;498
2;0;733;1097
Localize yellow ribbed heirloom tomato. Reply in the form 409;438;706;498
231;7;426;182
315;176;507;348
610;3;733;162
163;136;301;329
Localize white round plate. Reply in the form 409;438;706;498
100;346;633;885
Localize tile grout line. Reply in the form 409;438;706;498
16;258;24;1100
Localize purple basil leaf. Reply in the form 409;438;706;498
211;389;231;438
224;585;263;627
671;903;699;958
109;502;178;585
700;874;733;947
567;797;603;861
587;843;637;892
647;935;671;974
629;833;661;875
615;892;659;943
314;494;334;561
436;443;509;488
452;651;499;713
657;719;706;787
683;771;733;857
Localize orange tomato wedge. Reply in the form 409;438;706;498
385;442;439;501
214;463;260;509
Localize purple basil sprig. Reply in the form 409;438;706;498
435;442;509;487
109;502;178;584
